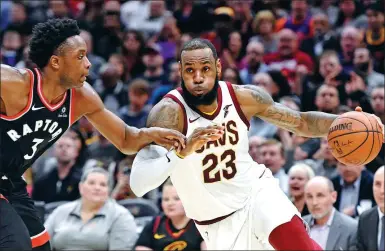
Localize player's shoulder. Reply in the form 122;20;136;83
1;64;32;95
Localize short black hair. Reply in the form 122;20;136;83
29;18;80;69
180;38;218;62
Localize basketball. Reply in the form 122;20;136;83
327;111;384;166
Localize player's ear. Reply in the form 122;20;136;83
216;58;222;78
50;55;60;70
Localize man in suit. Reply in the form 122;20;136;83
304;176;358;250
332;162;375;217
357;166;384;251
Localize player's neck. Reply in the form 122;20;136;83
170;215;190;230
196;100;218;115
40;69;68;105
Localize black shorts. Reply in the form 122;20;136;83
1;177;50;248
0;196;32;250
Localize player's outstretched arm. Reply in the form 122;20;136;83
73;84;185;155
233;84;338;137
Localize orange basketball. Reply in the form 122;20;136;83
327;111;384;166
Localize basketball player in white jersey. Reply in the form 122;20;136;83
130;39;383;250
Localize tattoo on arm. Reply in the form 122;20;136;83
146;99;182;132
241;85;274;106
300;112;338;136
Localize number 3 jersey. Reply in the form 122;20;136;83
0;68;73;178
165;81;266;222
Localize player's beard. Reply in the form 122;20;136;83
181;74;219;107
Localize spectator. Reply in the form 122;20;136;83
363;3;384;74
334;0;367;32
311;0;339;27
47;0;72;19
173;0;212;35
263;28;314;89
288;163;315;216
222;67;243;86
108;53;130;83
135;179;205;250
370;83;385;124
45;167;138;250
118;79;152;129
353;47;384;93
1;29;23;67
140;44;167;88
304;176;358;250
275;0;314;41
94;63;128;115
121;30;146;79
332;162;375;218
32;136;82;203
6;1;33;40
227;0;254;43
240;41;269;85
120;0;150;31
221;31;245;70
314;84;341;114
259;139;289;195
249;10;278;54
300;13;339;60
339;26;362;73
357;166;384;251
309;137;339;179
88;131;120;167
79;29;106;85
248;135;266;164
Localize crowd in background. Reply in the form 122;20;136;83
1;0;384;250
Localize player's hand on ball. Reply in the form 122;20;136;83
178;125;225;157
355;106;385;143
147;127;186;150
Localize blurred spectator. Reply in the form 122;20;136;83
357;166;384;251
108;53;130;83
263;28;314;90
310;137;339;179
119;78;152;129
248;136;266;164
353;47;384;93
1;0;11;30
334;0;367;32
94;63;128;115
140;44;167;88
311;0;339;27
134;0;171;39
275;0;314;41
226;0;254;43
1;29;23;67
345;72;373;113
94;0;123;60
363;3;384;74
222;67;243;86
79;29;106;85
370;84;385;124
249;10;279;54
300;13;339;60
173;0;212;35
135;179;205;250
47;0;72;19
111;158;137;200
240;41;269;85
32;136;82;203
332;162;375;218
221;31;245;69
267;70;292;100
259;139;289;195
149;61;181;105
315;84;340;114
120;0;150;31
288;163;315;216
6;1;33;41
339;26;362;73
88;131;120;167
304;176;358;250
45;167;138;250
121;30;146;79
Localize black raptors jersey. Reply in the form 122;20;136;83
0;68;73;178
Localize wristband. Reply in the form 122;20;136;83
174;150;185;159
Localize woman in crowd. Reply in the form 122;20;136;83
135;179;206;250
45;167;138;250
288;163;315;216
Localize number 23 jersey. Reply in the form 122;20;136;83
165;81;266;222
0;68;73;178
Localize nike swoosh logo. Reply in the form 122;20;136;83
189;117;200;123
31;105;45;111
154;233;166;239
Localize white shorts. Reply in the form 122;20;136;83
195;169;301;250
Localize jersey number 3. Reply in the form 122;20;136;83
24;138;44;160
202;149;237;183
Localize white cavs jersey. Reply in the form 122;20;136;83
164;81;266;221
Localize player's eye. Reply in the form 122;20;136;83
185;68;193;73
78;55;84;60
203;66;210;72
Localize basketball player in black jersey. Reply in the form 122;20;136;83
0;19;185;251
